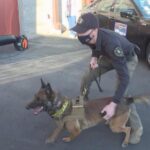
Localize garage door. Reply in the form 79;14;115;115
0;0;20;36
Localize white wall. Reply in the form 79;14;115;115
61;0;82;29
36;0;53;35
61;0;68;28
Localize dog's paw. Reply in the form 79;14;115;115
62;137;71;142
45;138;55;144
122;142;128;148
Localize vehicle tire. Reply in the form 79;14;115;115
14;35;28;51
146;43;150;67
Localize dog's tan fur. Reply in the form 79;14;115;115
26;80;150;147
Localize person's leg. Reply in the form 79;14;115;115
129;104;143;144
80;56;113;99
126;54;143;144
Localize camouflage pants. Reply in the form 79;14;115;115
80;54;143;139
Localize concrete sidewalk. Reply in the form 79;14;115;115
0;35;150;150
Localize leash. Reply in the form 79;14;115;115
95;74;103;92
90;66;103;92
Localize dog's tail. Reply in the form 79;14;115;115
126;95;150;105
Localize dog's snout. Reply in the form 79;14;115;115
26;101;35;109
26;105;30;109
26;102;33;109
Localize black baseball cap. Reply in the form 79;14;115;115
71;13;99;33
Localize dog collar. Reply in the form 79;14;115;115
51;100;70;119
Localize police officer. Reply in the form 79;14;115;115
71;12;143;144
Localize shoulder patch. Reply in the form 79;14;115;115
114;47;124;57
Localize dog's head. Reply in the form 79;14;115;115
26;78;64;116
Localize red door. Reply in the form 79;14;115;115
0;0;20;36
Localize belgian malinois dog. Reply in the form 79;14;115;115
26;79;150;147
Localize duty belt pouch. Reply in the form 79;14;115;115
63;99;85;122
71;98;85;119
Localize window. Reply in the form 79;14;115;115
134;0;150;19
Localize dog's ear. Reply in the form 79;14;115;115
41;78;46;88
45;83;55;99
46;83;53;94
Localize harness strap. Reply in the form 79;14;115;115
63;99;85;122
51;100;71;119
50;98;85;121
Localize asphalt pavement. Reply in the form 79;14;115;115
0;35;150;150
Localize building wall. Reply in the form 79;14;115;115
61;0;82;30
0;0;20;36
18;0;36;38
18;0;53;38
18;0;84;39
36;0;53;35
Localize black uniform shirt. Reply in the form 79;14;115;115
91;28;135;103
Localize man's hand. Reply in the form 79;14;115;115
90;57;98;69
101;101;117;120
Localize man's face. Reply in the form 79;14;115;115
77;29;98;45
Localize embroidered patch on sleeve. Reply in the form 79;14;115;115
114;47;124;57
